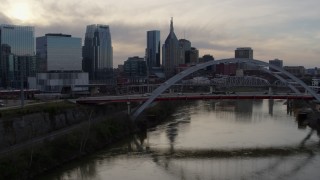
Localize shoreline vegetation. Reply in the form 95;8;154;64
0;101;178;180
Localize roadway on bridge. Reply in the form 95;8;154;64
76;92;314;104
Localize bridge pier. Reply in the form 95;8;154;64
268;99;274;116
210;86;214;93
127;102;131;115
268;87;273;95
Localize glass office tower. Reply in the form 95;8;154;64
146;30;160;70
36;33;82;71
0;24;35;88
0;24;34;56
83;24;113;80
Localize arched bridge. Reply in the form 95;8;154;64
131;58;320;120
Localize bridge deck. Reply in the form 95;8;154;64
76;94;314;104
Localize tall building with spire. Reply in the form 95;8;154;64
82;24;113;81
162;18;179;78
146;30;160;71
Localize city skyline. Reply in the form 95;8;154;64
0;0;319;68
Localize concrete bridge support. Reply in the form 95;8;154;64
127;102;131;115
268;87;273;95
210;86;214;93
268;99;274;116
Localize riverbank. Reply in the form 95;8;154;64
0;100;178;179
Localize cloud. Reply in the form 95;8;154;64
1;0;320;67
0;12;12;24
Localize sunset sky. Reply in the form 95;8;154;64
0;0;319;68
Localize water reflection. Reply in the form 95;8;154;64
39;100;320;180
268;99;274;116
298;116;320;147
124;133;318;180
166;108;191;154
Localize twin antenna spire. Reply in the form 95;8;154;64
170;17;187;39
170;17;174;33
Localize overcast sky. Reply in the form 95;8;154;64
1;0;319;68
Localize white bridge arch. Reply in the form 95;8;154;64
131;58;320;120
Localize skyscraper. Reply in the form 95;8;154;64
0;24;34;56
162;18;179;78
185;47;199;64
235;47;253;70
36;33;82;71
0;24;35;88
235;47;253;59
178;39;191;64
146;30;160;70
269;59;283;69
83;24;113;80
124;56;147;84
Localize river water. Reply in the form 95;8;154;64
39;100;320;180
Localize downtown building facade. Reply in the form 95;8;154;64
32;33;88;93
123;56;147;84
269;58;283;71
178;39;191;65
36;33;82;71
146;30;160;71
82;24;113;82
234;47;255;71
0;24;36;88
185;47;199;65
235;47;253;59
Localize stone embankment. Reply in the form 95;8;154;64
0;100;177;179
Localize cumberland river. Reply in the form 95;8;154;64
39;100;320;180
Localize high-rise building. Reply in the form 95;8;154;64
0;24;35;88
269;59;283;70
284;66;305;77
123;56;147;84
83;24;113;80
199;54;215;70
199;54;214;63
146;30;160;70
185;47;199;65
0;44;12;87
178;39;191;64
162;18;179;78
235;47;253;59
235;47;254;70
0;24;34;56
36;33;82;72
